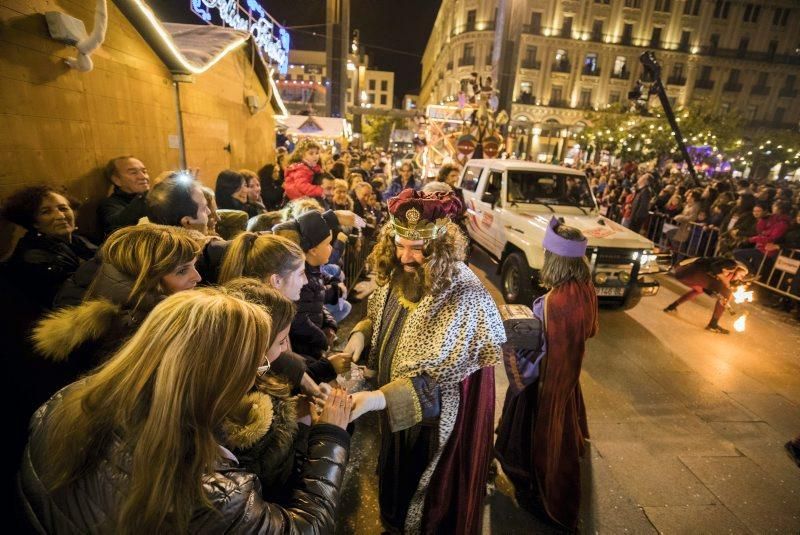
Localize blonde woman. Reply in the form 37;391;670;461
20;288;353;533
31;224;202;401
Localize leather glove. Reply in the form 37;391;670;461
349;390;386;422
344;332;366;362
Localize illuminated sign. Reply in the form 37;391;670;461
191;0;290;74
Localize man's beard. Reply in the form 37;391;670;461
393;259;425;303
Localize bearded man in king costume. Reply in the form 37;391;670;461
344;188;506;534
495;217;599;531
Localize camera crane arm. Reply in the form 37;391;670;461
638;51;699;183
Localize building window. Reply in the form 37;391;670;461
522;45;538;68
612;56;628;77
380;94;387;105
609;91;621;104
518;81;534;103
466;9;476;31
774;107;785;124
654;0;671;13
583;53;599;75
553;49;569;72
551;85;563;105
679;31;691;51
742;4;760;23
700;66;712;80
579;89;593;108
592;19;603;41
561;16;573;38
381;80;388;91
729;69;740;82
773;8;791;27
757;72;768;86
594;0;610;4
784;75;796;90
747;105;757;121
709;34;720;53
768;40;778;59
683;0;701;16
369;79;376;90
713;1;730;19
368;93;375;104
738;37;749;55
621;23;634;45
650;27;662;48
529;12;542;34
624;0;641;8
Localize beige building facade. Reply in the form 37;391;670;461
421;0;800;158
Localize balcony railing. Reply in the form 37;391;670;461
521;24;542;35
779;88;798;98
521;59;541;69
552;61;571;73
666;76;687;86
458;56;476;67
515;94;536;105
750;85;770;95
582;67;601;76
695;79;714;90
610;69;630;80
723;82;743;92
450;21;495;36
548;99;568;108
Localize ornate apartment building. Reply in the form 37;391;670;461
421;0;800;158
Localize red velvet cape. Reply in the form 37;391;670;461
423;366;495;534
534;280;598;529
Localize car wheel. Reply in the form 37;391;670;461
501;252;535;304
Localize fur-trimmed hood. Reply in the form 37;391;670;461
32;299;121;362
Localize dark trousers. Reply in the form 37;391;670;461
670;285;725;323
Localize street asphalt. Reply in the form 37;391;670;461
335;247;800;533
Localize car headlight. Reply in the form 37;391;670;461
594;272;608;285
618;271;631;283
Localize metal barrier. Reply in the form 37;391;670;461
644;212;720;262
751;247;800;302
342;231;372;291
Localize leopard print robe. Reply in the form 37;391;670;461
364;262;506;533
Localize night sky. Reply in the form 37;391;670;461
148;0;442;105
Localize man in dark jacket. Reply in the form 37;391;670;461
627;173;653;233
97;156;150;237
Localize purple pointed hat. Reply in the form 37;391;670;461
542;216;588;258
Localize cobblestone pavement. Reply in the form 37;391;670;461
335;249;800;533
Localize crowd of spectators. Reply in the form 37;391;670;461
588;161;800;318
1;138;435;532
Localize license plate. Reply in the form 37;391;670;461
596;286;625;296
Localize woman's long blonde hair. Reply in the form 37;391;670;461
368;221;466;295
40;288;271;534
218;233;305;284
87;224;201;311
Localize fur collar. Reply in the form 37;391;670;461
32;300;120;361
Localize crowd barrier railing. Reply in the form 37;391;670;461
644;212;720;262
752;247;800;302
343;231;372;291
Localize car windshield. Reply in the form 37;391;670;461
507;170;596;208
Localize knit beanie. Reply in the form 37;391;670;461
273;210;331;252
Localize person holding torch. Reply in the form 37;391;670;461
663;257;749;334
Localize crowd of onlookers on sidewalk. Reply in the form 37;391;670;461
1;138;457;532
587;160;800;319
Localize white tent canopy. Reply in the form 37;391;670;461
278;115;351;140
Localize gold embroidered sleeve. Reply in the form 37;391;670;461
380;378;422;432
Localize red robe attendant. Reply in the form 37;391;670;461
495;280;598;530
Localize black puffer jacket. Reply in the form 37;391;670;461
290;264;340;360
19;388;350;533
4;231;97;311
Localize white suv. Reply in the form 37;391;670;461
458;159;661;307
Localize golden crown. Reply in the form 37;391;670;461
390;207;449;240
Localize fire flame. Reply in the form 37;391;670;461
732;285;754;305
733;314;747;332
